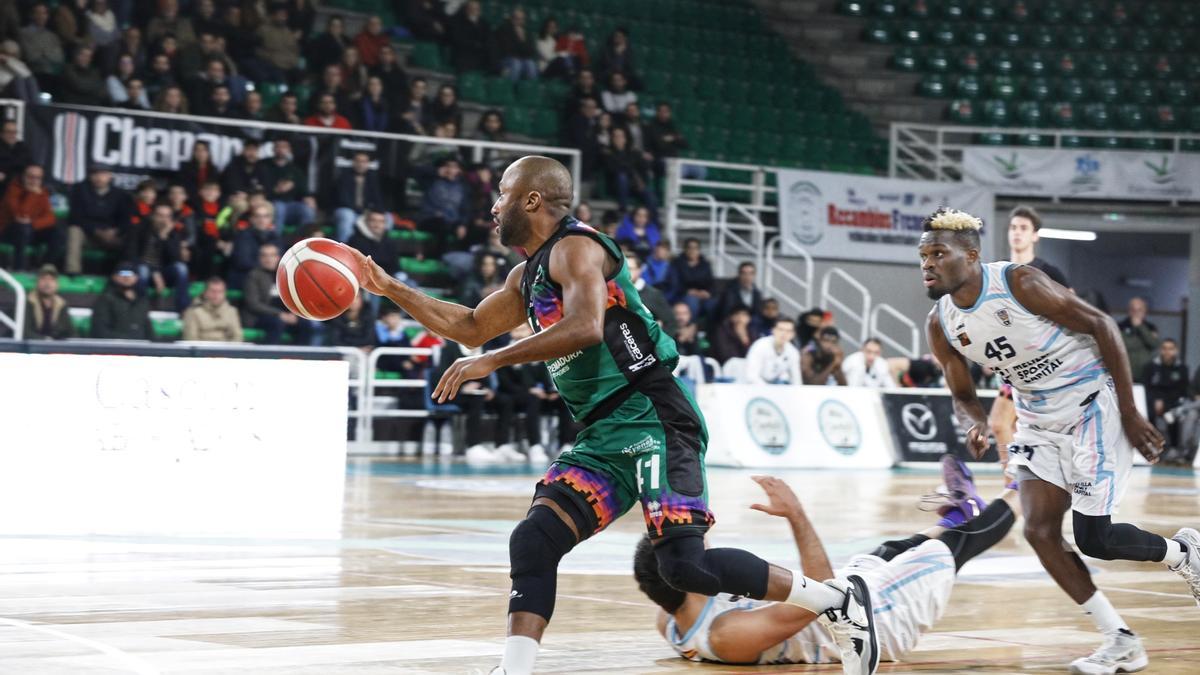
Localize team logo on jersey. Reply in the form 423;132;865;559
995;309;1012;326
956;332;972;347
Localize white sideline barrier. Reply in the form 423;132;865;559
0;353;348;538
699;384;894;469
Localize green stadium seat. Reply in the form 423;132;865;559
1017;100;1043;126
1027;25;1055;49
963;23;990;47
1008;0;1033;23
892;46;919;71
839;0;868;16
1083;103;1112;129
989;76;1017;100
875;0;901;18
1054;52;1078;77
982;99;1010;125
530;109;558;138
941;0;966;21
1040;1;1067;24
1021;51;1048;77
906;0;932;20
1058;78;1086;102
1017;133;1053;146
976;131;1010;145
930;22;958;46
1093;136;1126;149
1061;26;1088;51
1150;55;1175;80
1060;134;1087;148
1118;57;1144;80
484;77;515;105
1025;77;1052;101
409;42;448;71
1131;137;1169;151
1182;139;1200;153
1085;54;1112;79
505;107;532;135
1189;106;1200;132
1126;81;1156;105
1110;2;1132;26
920;73;949;97
989;51;1016;75
1131;28;1153;52
152;317;182;341
515;80;547;106
924;48;952;73
457;72;485;101
1165;30;1187;54
1093;79;1121;104
948;98;978;123
1163;81;1192;106
1073;4;1099;25
954;74;981;98
974;0;999;22
994;24;1022;48
896;21;925;45
1117;104;1148;131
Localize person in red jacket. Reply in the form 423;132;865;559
353;15;389;68
0;164;61;271
304;93;352;129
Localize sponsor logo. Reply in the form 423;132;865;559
818;400;861;456
645;499;663;519
846;188;867;205
992;152;1022;180
621;434;660;456
547;349;582;376
745;397;789;455
619;322;644;361
901;403;937;441
995;309;1012;326
1144;155;1173;185
1073;481;1093;497
1070;154;1102;193
787;181;824;245
957;332;972;347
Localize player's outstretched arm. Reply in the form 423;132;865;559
928;309;991;459
1008;265;1164;461
350;247;525;349
433;236;609;402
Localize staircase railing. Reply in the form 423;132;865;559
763;235;813;319
819;267;870;350
869;302;920;359
0;267;25;340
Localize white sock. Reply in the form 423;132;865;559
499;635;539;675
784;569;846;614
1081;591;1130;635
1162;537;1187;568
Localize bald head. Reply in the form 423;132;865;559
504;156;573;213
493;156;576;248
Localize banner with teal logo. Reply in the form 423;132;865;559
963;147;1200;202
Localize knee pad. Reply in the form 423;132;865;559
508;505;578;621
1073;513;1114;560
654;535;722;596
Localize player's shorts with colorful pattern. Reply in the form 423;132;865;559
535;369;714;539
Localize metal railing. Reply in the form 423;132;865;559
361;346;437;442
820;267;871;350
763;235;814;320
712;202;768;279
889;121;1200;190
665;157;780;247
869;303;920;359
0;267;25;340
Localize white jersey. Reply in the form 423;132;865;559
664;540;956;665
742;336;802;385
937;261;1107;432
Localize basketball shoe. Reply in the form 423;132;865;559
1168;527;1200;605
919;454;986;525
1069;629;1148;674
819;575;879;675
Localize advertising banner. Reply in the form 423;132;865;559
882;389;1000;463
775;169;995;264
20;104;410;206
0;353;348;538
699;384;895;469
962;147;1200;202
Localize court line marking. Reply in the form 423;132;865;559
0;616;160;675
356;562;648;608
1099;585;1197;600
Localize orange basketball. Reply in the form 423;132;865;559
276;238;361;321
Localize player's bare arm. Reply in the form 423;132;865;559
352;247;526;348
927;309;990;459
433;236;612;402
705;477;831;663
1007;265;1164;462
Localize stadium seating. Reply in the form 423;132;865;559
326;0;885;173
839;0;1200;144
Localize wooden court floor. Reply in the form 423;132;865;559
1;459;1199;674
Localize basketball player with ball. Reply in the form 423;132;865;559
919;207;1200;674
343;156;880;675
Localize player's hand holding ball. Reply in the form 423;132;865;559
965;424;989;460
344;245;392;297
1121;408;1164;464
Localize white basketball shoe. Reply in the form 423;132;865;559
819;574;879;675
1069;630;1148;674
1169;527;1200;605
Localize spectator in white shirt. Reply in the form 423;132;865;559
841;337;894;388
742;318;801;385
